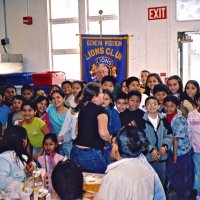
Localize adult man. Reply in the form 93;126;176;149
93;63;109;83
95;126;156;200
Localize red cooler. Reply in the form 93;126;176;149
32;71;65;86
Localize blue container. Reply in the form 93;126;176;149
2;72;33;85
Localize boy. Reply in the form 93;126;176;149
0;92;10;129
126;76;148;110
143;96;173;186
7;95;24;126
120;90;145;131
101;75;116;93
115;91;128;113
3;85;17;107
153;84;169;114
34;88;47;98
164;95;194;200
21;84;34;101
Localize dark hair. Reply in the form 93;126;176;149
196;93;200;102
145;96;159;105
51;90;66;99
61;80;72;88
36;95;49;107
43;133;58;145
34;88;46;98
21;84;33;93
167;75;183;95
83;82;101;102
13;94;25;102
153;84;169;95
126;76;140;89
120;79;127;88
115;126;145;158
21;100;37;111
141;70;150;74
50;84;62;91
72;81;84;91
163;95;180;106
0;125;31;165
52;159;83;200
181;80;200;107
3;85;16;95
116;91;128;101
144;73;163;96
101;75;116;86
127;90;142;101
103;89;115;109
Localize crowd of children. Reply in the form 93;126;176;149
0;68;200;199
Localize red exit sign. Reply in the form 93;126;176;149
148;6;167;20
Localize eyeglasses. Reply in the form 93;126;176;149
146;102;158;107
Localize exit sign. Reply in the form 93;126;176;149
148;6;167;20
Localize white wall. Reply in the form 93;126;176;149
0;0;49;72
0;0;200;79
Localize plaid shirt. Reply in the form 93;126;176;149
138;154;166;200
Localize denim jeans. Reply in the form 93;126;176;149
166;149;194;199
193;152;200;195
59;141;72;158
150;161;166;186
70;145;107;173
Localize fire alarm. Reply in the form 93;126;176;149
23;16;33;25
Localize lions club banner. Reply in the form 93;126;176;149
80;34;129;83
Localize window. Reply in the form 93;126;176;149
48;0;119;80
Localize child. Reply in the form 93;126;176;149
120;79;128;94
164;95;194;200
167;75;183;99
36;95;51;132
101;75;116;93
126;76;148;110
0;92;10;129
34;88;47;99
144;73;163;96
140;70;150;93
115;91;128;113
120;90;145;131
21;84;34;101
68;81;84;108
7;95;24;126
37;133;64;192
21;101;49;160
3;85;17;107
61;80;73;108
102;89;121;164
143;96;173;186
187;93;200;199
153;84;169;114
47;90;68;156
180;80;199;116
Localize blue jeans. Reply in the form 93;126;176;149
59;141;72;158
166;149;194;199
150;161;166;186
70;145;107;173
193;152;200;195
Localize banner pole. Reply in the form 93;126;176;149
99;10;103;37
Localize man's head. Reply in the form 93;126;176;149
111;126;145;160
52;159;83;200
95;63;108;82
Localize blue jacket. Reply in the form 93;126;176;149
143;112;173;162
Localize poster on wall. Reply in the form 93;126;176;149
80;34;129;83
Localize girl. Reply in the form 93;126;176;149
167;75;183;99
71;82;111;173
68;81;84;108
120;79;128;94
37;133;64;192
61;80;73;108
47;90;68;156
144;73;162;96
36;95;51;132
102;89;121;164
180;80;199;116
0;126;35;198
187;93;200;199
21;101;49;160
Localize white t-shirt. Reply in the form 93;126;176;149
148;114;158;131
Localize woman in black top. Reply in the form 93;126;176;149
71;82;111;173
